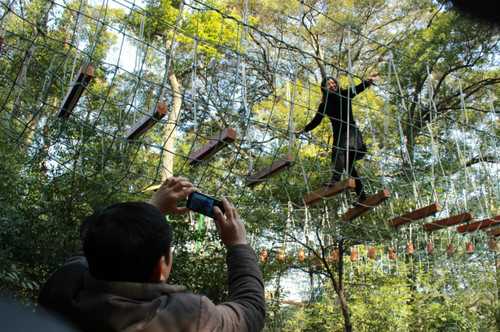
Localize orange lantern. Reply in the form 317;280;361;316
350;247;358;262
466;242;474;254
406;241;415;255
329;249;340;262
259;249;268;263
488;238;497;251
298;248;306;262
426;241;434;255
446;243;455;257
388;247;396;260
367;246;377;259
277;249;286;262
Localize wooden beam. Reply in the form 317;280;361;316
247;155;293;187
188;128;237;165
58;64;95;118
342;188;391;221
389;202;441;228
457;215;500;233
126;102;168;140
423;212;473;232
303;178;356;206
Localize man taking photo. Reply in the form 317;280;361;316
39;177;265;332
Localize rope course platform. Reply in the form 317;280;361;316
303;178;356;206
126;102;168;140
389;202;441;228
342;188;391;221
247;155;294;187
58;64;95;118
457;215;500;233
188;128;237;165
423;212;473;232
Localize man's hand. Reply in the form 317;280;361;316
150;177;195;215
367;73;380;84
213;198;247;246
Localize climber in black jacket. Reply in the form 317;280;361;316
297;74;379;203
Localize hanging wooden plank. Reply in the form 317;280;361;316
389;202;441;228
342;188;390;221
58;64;95;118
457;215;500;233
247;155;293;187
303;178;356;206
126;102;168;140
188;128;237;165
423;212;473;232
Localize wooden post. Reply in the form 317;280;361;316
58;64;95;118
188;128;237;165
423;212;473;232
389;202;441;228
126;102;168;140
303;178;356;206
457;215;500;233
247;155;293;187
342;189;390;221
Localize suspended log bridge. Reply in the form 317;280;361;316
423;212;473;232
247;155;293;187
126;102;168;140
457;215;500;233
303;178;356;206
389;202;441;228
188;128;237;165
342;188;390;221
58;64;95;118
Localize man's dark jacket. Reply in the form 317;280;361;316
39;245;265;332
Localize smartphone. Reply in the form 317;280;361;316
186;191;225;218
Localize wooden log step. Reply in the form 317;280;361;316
389;202;441;228
457;215;500;233
247;155;293;187
303;178;356;206
58;64;95;118
126;102;168;140
487;227;500;237
423;212;473;232
342;188;391;222
189;128;237;165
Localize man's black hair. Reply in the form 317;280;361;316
82;202;172;282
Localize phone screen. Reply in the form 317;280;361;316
187;192;223;218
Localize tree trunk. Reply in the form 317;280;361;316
161;71;182;180
337;239;352;332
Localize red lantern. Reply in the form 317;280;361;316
259;249;268;263
426;241;434;255
406;241;415;255
329;249;340;262
388;248;396;260
298;248;306;262
368;247;377;259
350;247;358;262
277;249;286;262
466;242;474;254
446;243;455;256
